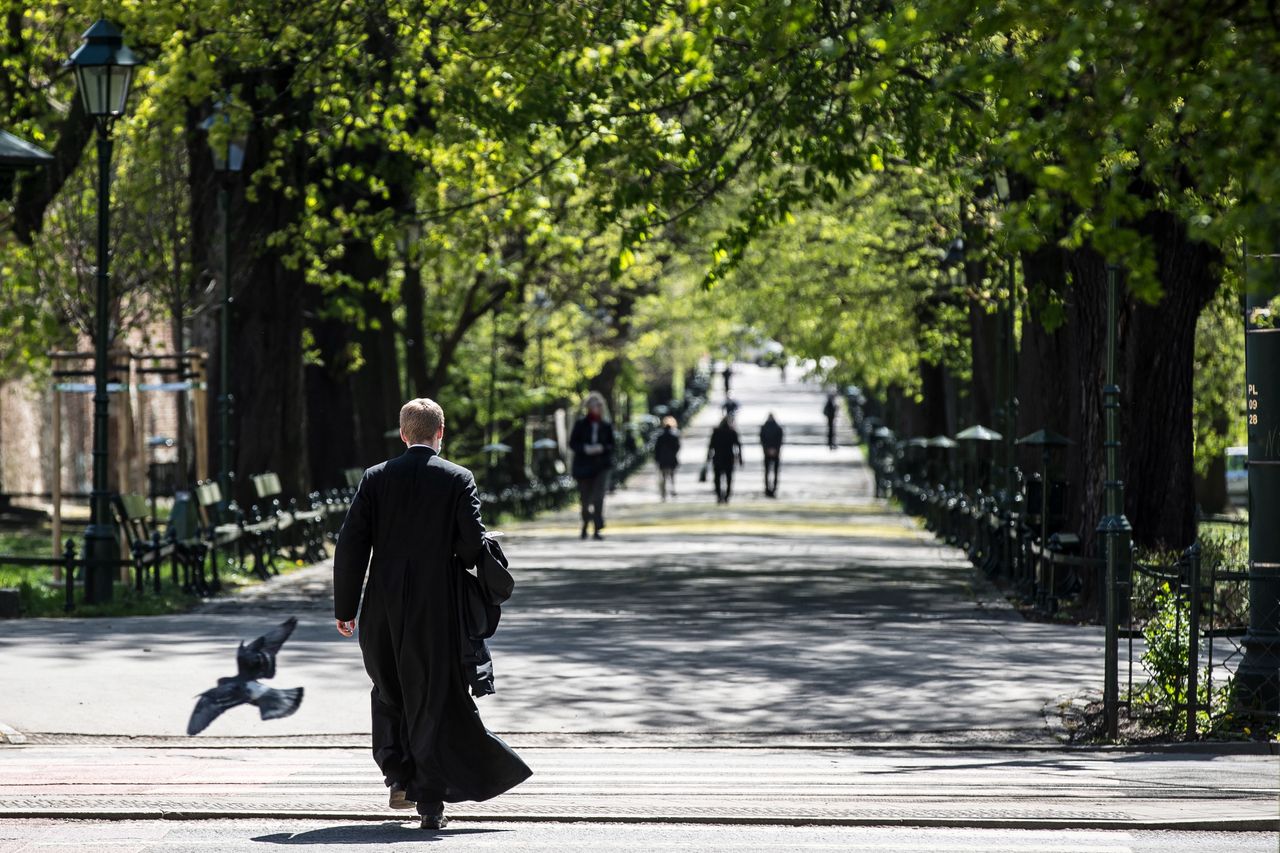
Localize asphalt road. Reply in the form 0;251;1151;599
0;820;1275;853
0;362;1276;850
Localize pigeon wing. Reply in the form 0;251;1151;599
187;683;246;736
237;616;297;680
251;685;304;722
260;616;298;657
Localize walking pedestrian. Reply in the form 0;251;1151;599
569;391;615;540
722;393;740;420
722;363;734;394
654;415;681;501
760;413;784;498
823;393;839;450
333;397;532;830
707;416;744;504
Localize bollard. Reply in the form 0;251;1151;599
63;539;77;613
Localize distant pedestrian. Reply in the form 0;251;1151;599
569;392;615;540
654;416;681;501
759;413;784;498
722;364;734;394
707;417;744;504
722;393;740;420
823;393;839;450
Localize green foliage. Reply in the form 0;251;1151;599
1;0;1271;497
1133;580;1229;734
1193;279;1246;478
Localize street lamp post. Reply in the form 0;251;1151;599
1098;243;1132;741
200;102;248;504
993;173;1021;579
66;19;139;604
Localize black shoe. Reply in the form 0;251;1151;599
593;531;604;540
580;524;588;540
388;782;415;811
419;813;448;830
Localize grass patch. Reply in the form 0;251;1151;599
1;526;322;618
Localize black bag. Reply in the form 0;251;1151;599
698;463;709;483
457;533;514;697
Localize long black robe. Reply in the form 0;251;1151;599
333;445;531;804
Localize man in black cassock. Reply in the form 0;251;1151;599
334;397;531;830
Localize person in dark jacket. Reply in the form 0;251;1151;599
707;416;744;504
334;397;531;830
823;393;839;450
653;415;681;501
759;413;784;498
568;392;615;540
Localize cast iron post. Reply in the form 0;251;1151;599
82;130;119;604
1097;249;1132;741
218;180;234;502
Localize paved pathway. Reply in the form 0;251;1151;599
0;363;1276;847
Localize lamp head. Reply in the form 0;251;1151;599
65;19;140;122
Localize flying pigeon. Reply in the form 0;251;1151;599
187;616;304;736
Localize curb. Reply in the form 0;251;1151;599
0;808;1275;832
6;733;1277;755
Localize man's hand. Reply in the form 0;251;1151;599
335;619;356;638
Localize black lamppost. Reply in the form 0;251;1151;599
66;19;140;604
993;174;1019;505
0;129;53;202
200;101;248;503
1098;239;1132;741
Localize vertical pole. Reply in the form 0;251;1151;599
1185;540;1201;739
83;128;119;604
487;309;498;486
217;182;234;504
51;385;62;571
1237;248;1280;714
1006;255;1019;495
1098;248;1132;741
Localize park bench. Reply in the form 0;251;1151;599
192;481;249;588
112;493;191;594
317;467;362;543
250;472;327;564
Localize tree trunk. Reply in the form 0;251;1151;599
402;260;430;397
1121;209;1222;548
1017;213;1221;612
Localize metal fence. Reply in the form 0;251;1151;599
851;392;1270;740
1122;520;1259;738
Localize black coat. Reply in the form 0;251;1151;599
334;446;531;804
708;424;742;471
760;419;783;450
654;428;681;469
568;417;615;479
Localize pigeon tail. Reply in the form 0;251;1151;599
254;686;304;722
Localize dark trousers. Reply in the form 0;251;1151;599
577;472;608;530
826;417;836;448
763;452;780;495
658;466;676;499
371;686;445;815
714;466;734;503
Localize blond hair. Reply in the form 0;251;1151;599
400;398;445;444
584;391;610;418
662;415;677;429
